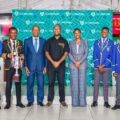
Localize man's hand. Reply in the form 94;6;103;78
25;67;30;76
43;67;47;74
113;72;118;77
98;64;104;73
8;53;14;59
75;61;80;69
53;61;60;68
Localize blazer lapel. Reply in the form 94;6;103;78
7;39;12;52
102;39;109;52
31;37;36;53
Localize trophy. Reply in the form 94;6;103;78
11;47;23;82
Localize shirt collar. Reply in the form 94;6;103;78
33;36;39;40
101;37;107;43
10;39;16;42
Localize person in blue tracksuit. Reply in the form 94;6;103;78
112;34;120;110
91;27;114;108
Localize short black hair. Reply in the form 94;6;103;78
53;24;61;30
9;27;18;33
73;28;81;33
32;25;40;31
101;27;109;32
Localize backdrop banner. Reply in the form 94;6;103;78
12;10;112;86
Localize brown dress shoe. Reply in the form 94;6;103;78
46;101;52;107
60;101;68;107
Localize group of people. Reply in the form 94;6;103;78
0;24;120;111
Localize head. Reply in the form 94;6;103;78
9;27;18;40
53;24;61;36
73;28;81;40
101;27;109;39
32;25;40;37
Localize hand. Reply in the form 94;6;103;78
8;53;14;59
43;67;47;74
53;61;60;68
75;61;80;69
98;65;104;73
113;72;118;77
25;67;30;76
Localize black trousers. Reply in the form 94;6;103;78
5;68;22;105
47;66;65;102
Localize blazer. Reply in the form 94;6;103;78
69;40;88;69
112;43;120;73
24;36;46;72
93;38;114;68
2;39;24;70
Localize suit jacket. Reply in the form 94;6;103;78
0;40;2;56
69;40;88;69
112;43;120;73
2;39;24;70
93;38;114;68
24;37;46;72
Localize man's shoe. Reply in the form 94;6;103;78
0;106;1;109
91;101;98;107
26;102;33;107
104;102;111;108
112;105;120;110
46;101;52;107
38;102;44;107
16;103;25;108
4;104;10;109
60;101;68;107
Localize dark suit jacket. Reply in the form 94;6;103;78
2;39;24;70
24;37;46;72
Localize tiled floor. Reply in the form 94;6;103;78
0;103;120;120
0;86;119;120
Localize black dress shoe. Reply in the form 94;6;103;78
37;102;44;106
16;103;25;108
27;102;33;107
4;104;10;109
91;101;98;107
112;105;120;110
104;102;111;108
0;106;1;109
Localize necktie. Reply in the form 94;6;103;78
35;39;38;52
13;41;16;52
102;39;105;49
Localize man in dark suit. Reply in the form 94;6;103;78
2;27;25;109
24;25;46;107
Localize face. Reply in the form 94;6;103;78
54;25;61;36
32;26;40;37
9;29;17;40
74;30;81;40
101;29;109;38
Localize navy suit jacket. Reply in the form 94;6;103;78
24;37;46;72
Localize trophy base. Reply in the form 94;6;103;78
12;75;20;82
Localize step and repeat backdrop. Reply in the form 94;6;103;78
12;10;112;86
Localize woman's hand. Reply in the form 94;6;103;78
75;61;80;69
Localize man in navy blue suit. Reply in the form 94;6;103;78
24;25;46;107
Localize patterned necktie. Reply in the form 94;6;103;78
13;41;16;52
